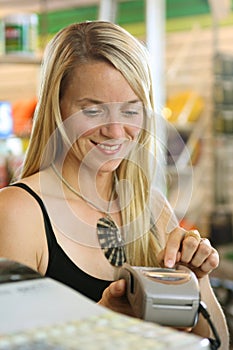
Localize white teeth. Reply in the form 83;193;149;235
97;144;120;151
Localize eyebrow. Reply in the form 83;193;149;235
76;98;141;104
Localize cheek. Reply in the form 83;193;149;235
62;113;97;141
125;117;143;139
128;126;142;139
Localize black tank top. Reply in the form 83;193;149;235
11;183;112;302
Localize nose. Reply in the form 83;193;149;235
100;122;125;139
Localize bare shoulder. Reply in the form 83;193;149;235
0;184;47;274
1;184;31;206
0;184;41;219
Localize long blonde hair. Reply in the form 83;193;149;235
21;21;161;266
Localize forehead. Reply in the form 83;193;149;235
66;61;139;103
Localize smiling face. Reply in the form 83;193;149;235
60;61;144;173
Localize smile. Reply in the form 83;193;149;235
91;140;123;154
97;143;121;151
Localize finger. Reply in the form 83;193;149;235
180;234;201;264
158;249;181;267
99;279;126;308
164;230;184;268
184;230;200;241
192;249;219;279
176;251;182;263
109;279;126;297
199;249;219;273
191;240;219;270
187;238;211;267
98;279;134;316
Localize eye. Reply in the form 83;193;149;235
122;109;140;116
121;103;144;117
82;105;105;117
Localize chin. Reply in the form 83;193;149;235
98;159;122;173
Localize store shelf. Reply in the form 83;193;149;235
165;24;218;233
0;54;42;64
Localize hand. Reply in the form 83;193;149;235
157;228;219;278
98;279;135;317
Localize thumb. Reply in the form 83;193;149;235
109;279;126;297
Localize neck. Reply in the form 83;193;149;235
54;157;115;203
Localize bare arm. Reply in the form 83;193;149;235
0;186;47;274
192;276;229;350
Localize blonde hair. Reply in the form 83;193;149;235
21;21;161;266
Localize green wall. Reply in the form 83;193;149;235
38;0;233;37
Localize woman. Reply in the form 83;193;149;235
0;21;228;347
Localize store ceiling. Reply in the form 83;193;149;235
0;0;101;16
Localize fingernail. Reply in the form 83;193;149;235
166;259;174;268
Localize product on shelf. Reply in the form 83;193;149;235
164;90;204;124
2;13;38;56
12;97;37;136
0;101;13;139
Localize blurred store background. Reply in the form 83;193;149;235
0;0;233;345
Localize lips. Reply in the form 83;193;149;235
91;140;122;154
98;143;121;151
97;143;122;154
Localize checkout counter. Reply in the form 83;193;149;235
0;258;211;349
